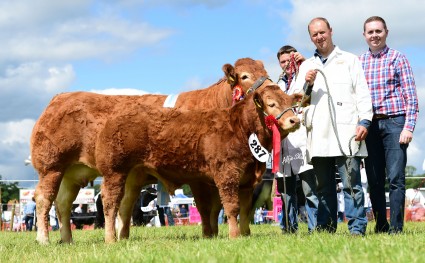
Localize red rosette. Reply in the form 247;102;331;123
264;115;278;130
232;85;244;102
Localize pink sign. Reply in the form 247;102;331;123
189;206;201;224
273;197;282;221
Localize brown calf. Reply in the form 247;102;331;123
31;58;272;244
96;85;301;242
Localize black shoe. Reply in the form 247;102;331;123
374;223;389;233
281;228;297;234
351;231;365;237
388;229;402;235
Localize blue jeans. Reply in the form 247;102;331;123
277;169;318;232
312;156;367;234
218;208;224;224
25;215;34;231
158;207;175;226
365;116;407;233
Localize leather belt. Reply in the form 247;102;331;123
373;114;405;120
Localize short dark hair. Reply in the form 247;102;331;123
363;16;387;32
276;45;297;59
308;17;331;34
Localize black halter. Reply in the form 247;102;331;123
246;76;271;94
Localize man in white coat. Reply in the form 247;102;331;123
276;45;319;234
295;17;373;235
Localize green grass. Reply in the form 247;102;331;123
1;222;425;263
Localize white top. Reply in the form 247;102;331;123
294;46;373;163
74;206;83;213
281;73;314;176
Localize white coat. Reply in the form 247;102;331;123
278;75;313;177
293;47;373;163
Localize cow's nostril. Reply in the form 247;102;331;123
289;117;300;125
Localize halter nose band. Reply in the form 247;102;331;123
276;107;295;120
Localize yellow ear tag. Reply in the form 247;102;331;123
254;99;262;109
228;76;235;82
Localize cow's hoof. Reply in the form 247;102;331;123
36;237;50;245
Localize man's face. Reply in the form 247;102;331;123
278;53;292;76
308;20;333;54
363;21;388;52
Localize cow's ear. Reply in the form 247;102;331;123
253;92;264;109
222;63;237;86
292;93;304;102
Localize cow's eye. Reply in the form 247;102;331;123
268;103;275;107
241;75;249;80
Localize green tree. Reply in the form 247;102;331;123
181;184;193;197
0;175;20;209
405;165;417;177
406;177;425;189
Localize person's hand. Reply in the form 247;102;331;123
355;125;368;141
400;129;413;144
293;52;306;63
305;69;317;86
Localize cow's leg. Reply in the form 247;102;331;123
117;170;148;240
55;177;82;244
189;182;217;237
209;188;222;236
35;171;62;245
238;187;254;236
217;182;240;238
102;173;127;243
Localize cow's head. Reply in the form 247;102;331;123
253;84;301;137
222;58;272;102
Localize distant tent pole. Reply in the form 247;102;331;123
0;187;2;231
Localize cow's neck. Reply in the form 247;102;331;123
229;99;273;151
208;77;233;108
172;78;232;110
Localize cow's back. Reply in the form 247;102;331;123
31;92;125;170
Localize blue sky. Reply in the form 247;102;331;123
1;0;424;188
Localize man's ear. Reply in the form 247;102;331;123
222;63;237;87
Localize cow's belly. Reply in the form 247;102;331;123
63;163;100;186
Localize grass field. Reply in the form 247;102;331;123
1;222;424;263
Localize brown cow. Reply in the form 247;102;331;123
96;85;301;242
31;58;272;244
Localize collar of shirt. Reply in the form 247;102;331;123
281;74;289;84
281;73;296;92
368;45;389;58
314;50;328;64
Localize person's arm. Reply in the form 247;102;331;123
352;56;373;141
397;54;418;144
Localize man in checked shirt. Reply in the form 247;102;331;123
360;16;419;234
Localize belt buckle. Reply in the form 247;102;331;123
373;114;388;120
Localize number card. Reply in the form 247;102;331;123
248;133;270;162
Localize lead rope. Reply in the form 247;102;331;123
275;54;300;232
286;53;301;88
316;69;360;198
277;53;301;88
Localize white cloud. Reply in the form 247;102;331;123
91;88;150;95
0;1;174;63
0;62;75;122
122;0;229;9
0;119;35;145
0;119;36;188
285;0;425;55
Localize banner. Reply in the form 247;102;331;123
19;189;35;204
19;189;95;204
73;189;95;204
